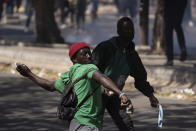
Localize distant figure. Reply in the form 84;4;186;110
75;0;87;33
24;0;34;32
64;0;75;28
164;0;187;66
0;0;4;21
55;0;75;28
55;0;69;28
89;0;99;22
5;0;14;15
118;0;138;19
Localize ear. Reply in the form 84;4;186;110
117;29;120;35
130;31;134;40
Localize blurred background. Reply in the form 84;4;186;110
0;0;196;55
1;1;196;131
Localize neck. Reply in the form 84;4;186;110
118;38;130;48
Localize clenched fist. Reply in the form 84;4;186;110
16;63;32;77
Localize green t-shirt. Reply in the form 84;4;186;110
55;64;103;131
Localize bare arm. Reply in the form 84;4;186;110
16;63;56;92
92;71;132;106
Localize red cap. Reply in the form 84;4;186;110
69;42;89;59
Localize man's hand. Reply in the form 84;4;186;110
16;63;32;77
149;94;159;107
104;88;114;96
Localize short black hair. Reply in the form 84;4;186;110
117;17;134;30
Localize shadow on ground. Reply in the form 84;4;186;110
0;73;196;131
0;74;64;131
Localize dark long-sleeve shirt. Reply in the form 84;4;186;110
92;37;154;97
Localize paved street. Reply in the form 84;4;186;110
0;72;196;131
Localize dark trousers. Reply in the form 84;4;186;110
102;94;135;131
164;0;187;61
165;22;186;61
6;0;14;15
25;8;33;27
76;0;86;29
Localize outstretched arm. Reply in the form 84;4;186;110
92;70;132;107
132;52;159;107
16;63;56;92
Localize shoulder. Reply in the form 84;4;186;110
92;37;118;58
80;64;98;71
94;37;118;50
59;72;69;79
71;64;98;74
60;71;70;85
54;71;70;93
76;64;98;79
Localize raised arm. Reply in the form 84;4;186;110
16;63;56;92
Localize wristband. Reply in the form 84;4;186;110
119;92;126;98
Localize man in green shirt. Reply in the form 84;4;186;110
16;42;132;131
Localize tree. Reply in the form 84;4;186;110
151;0;165;54
139;0;149;45
34;0;64;43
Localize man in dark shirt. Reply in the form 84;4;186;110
92;17;159;131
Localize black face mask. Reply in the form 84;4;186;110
121;35;133;42
118;28;134;42
119;31;134;42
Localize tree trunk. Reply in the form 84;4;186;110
151;0;165;54
34;0;64;43
139;0;149;45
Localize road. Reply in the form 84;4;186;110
0;72;196;131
